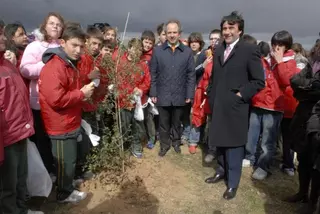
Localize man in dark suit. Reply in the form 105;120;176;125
150;19;196;157
205;11;265;200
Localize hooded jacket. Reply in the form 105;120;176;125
0;52;34;165
39;47;85;136
20;30;60;110
252;50;299;114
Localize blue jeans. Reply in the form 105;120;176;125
245;108;283;170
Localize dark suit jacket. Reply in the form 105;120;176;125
150;42;196;106
207;39;265;147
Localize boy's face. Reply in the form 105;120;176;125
209;33;221;47
190;41;201;52
272;45;285;53
101;46;113;57
142;39;154;52
0;27;6;52
159;30;166;44
86;37;102;57
61;38;85;60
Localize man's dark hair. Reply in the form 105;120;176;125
92;22;110;32
271;30;293;51
242;34;257;45
188;32;205;50
258;41;271;57
156;23;165;35
220;11;244;36
141;30;155;44
86;26;103;41
61;25;86;42
209;29;221;37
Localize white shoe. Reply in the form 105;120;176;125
28;210;44;214
252;167;268;180
58;190;87;204
242;159;251;168
279;164;295;176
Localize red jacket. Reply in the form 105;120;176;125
141;49;153;65
39;48;85;136
0;52;34;165
78;50;108;112
192;61;213;127
252;50;298;113
116;53;151;109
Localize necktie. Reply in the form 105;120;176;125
224;45;231;62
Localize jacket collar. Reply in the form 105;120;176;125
162;41;185;52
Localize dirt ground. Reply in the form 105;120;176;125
42;144;302;214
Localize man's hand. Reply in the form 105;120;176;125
80;82;95;100
4;50;17;66
186;98;191;103
87;67;101;80
151;97;157;103
133;87;143;96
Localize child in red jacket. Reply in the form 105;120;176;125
115;38;151;158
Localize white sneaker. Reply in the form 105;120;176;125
279;164;295;176
28;210;44;214
58;190;87;203
242;159;251;167
252;167;268;180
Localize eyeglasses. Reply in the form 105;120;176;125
48;22;62;28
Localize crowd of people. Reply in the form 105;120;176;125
1;10;320;214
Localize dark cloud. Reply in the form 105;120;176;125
1;0;319;48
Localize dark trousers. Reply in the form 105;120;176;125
310;169;320;205
120;109;145;152
0;140;28;214
297;150;313;196
158;106;184;150
216;146;244;189
143;105;156;143
51;137;78;200
30;109;54;174
281;118;295;169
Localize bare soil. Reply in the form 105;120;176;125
42;144;301;214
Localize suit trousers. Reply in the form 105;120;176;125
216;146;244;189
158;106;184;150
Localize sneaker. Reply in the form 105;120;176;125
242;159;252;168
49;173;57;183
146;140;155;149
189;145;196;154
58;190;87;204
131;150;143;159
279;164;295;176
28;210;44;214
204;154;215;163
252;167;268;180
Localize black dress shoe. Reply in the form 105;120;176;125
205;173;224;184
173;145;181;153
223;188;237;200
158;148;170;157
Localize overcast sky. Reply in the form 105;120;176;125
1;0;319;49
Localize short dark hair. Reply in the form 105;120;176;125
209;29;221;37
156;23;165;35
128;38;142;50
141;30;155;44
61;25;86;42
188;32;205;50
220;11;244;36
242;34;257;45
102;39;116;50
86;26;104;41
271;30;293;51
258;41;271;57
